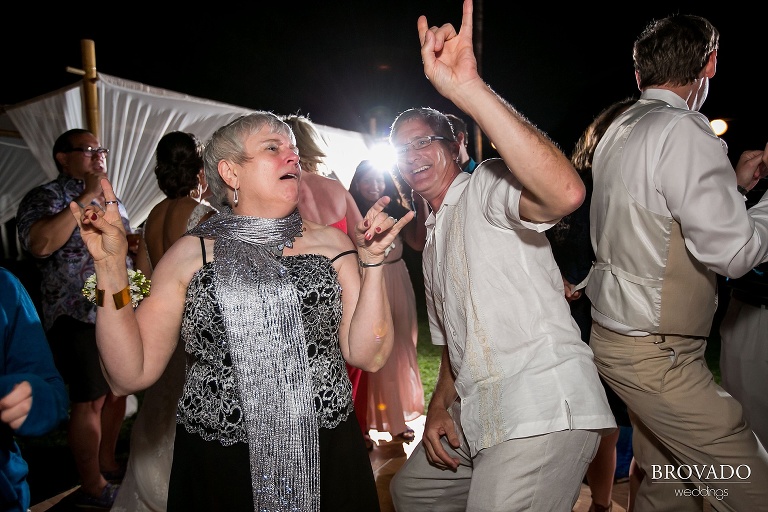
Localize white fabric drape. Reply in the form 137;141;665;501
2;83;83;224
0;136;50;225
2;73;374;231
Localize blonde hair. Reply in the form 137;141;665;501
281;114;327;175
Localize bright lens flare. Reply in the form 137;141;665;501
710;119;728;136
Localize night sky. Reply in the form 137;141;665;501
3;1;764;164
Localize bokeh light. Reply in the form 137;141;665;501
710;119;728;136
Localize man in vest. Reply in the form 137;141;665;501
586;14;768;512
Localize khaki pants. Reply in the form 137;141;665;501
590;323;768;512
390;405;599;512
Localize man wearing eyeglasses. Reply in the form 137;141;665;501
388;1;615;511
16;129;131;509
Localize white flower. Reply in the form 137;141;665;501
82;269;151;308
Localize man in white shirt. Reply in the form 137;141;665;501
586;13;768;512
388;1;615;510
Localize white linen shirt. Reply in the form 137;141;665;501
423;159;615;456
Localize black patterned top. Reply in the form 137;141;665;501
176;253;354;445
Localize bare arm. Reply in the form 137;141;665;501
134;234;153;277
421;346;461;469
337;196;415;371
28;169;105;257
69;178;186;395
417;0;584;222
26;208;80;258
343;188;364;244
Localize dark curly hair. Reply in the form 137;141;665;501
154;131;204;199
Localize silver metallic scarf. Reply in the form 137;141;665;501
187;209;319;512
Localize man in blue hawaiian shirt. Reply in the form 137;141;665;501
16;129;132;508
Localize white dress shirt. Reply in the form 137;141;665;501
423;159;615;456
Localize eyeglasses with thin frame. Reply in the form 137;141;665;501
395;136;447;157
66;146;110;158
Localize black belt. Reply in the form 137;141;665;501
731;289;768;309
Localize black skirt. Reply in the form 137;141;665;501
167;414;380;511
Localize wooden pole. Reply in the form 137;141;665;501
81;39;99;138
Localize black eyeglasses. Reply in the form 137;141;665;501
395;136;447;157
67;146;109;158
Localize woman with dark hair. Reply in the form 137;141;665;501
349;159;427;442
134;131;216;276
114;131;216;512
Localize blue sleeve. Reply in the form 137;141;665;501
0;268;68;437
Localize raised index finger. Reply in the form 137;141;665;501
459;0;474;38
417;15;429;47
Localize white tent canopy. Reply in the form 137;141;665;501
1;73;376;233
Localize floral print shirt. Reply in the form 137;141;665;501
16;173;133;330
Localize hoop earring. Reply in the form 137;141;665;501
233;187;239;206
190;186;200;199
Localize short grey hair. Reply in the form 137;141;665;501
203;112;294;210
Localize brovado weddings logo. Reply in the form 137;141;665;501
651;464;752;502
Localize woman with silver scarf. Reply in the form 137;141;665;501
69;111;411;512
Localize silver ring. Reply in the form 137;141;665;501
388;216;397;223
104;200;119;205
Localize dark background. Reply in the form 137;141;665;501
2;2;765;165
5;3;759;507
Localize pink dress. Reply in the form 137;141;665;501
366;235;424;435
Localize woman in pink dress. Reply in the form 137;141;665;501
349;159;427;441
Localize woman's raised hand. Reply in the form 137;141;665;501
69;177;128;264
355;196;415;265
